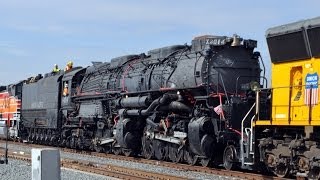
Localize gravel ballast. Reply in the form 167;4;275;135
0;142;238;180
0;158;118;180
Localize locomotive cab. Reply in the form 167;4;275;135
61;67;86;117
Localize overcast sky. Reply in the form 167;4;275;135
0;0;319;85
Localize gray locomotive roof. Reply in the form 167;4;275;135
62;67;84;81
266;16;320;37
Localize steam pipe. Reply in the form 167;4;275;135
167;101;192;113
123;94;180;116
116;96;150;108
146;117;158;128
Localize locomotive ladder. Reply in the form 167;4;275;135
240;100;258;168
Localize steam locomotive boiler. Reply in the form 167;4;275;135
56;34;262;166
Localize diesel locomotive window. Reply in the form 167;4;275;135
267;31;310;63
307;26;320;57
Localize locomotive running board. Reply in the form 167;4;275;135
99;138;114;145
155;134;181;145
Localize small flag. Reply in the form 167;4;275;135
214;105;223;115
305;73;319;105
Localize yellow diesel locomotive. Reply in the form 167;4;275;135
245;17;320;178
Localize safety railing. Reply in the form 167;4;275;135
240;102;256;168
265;83;319;124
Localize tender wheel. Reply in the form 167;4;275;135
223;145;237;170
35;133;40;143
32;133;36;143
47;136;53;146
154;140;167;160
70;136;76;149
142;132;154;159
52;136;59;147
169;144;183;163
40;134;45;144
44;136;49;145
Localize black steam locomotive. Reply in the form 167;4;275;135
14;34;261;167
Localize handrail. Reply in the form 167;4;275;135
249;115;256;153
266;83;319;90
240;102;255;165
241;103;256;140
243;114;256;153
270;82;317;124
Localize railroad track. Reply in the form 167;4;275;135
0;140;286;180
0;150;184;180
65;149;278;180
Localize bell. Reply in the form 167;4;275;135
231;34;241;46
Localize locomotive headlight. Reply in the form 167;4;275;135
250;81;260;91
